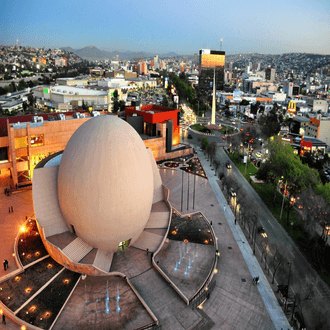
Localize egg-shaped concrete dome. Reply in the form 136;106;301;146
57;116;154;252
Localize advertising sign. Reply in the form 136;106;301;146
200;54;225;68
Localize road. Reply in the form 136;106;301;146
187;128;330;327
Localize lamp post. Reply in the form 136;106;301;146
280;178;287;220
181;170;184;212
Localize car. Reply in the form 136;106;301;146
231;121;235;125
257;226;267;238
226;162;232;169
229;188;236;197
256;152;262;158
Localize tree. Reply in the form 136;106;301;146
162;95;169;107
259;103;285;139
119;100;126;112
206;141;217;165
111;89;120;113
269;243;287;284
214;158;220;175
82;100;87;111
28;93;35;107
201;137;209;150
22;101;27;112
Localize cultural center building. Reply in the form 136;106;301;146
0;105;192;190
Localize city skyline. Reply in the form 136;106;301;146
1;0;330;55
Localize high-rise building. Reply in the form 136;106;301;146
265;68;275;81
194;53;198;66
198;49;225;95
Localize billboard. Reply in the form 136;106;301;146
287;100;296;114
200;54;225;68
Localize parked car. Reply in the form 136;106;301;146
226;162;232;169
256;152;262;158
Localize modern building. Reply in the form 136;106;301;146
0;105;192;190
33;85;112;111
306;98;328;112
305;114;330;145
289;116;310;135
265;68;275;82
198;49;225;95
125;104;181;153
32;116;169;270
283;82;300;98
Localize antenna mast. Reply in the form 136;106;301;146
220;38;223;51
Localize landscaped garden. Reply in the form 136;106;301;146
190;123;212;134
168;211;214;245
227;144;330;286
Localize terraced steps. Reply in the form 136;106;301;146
62;237;93;263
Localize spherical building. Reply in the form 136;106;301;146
57;116;154;252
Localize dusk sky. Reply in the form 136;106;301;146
1;0;330;55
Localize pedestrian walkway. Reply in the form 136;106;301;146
193;144;291;330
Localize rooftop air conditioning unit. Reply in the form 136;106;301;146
75;92;79;95
132;113;137;116
69;91;73;94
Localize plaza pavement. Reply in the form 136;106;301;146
0;157;290;330
0;188;34;330
190;145;291;330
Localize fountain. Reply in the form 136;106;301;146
184;265;188;275
188;257;192;270
105;280;110;314
116;285;121;312
105;300;110;314
174;261;178;271
116;285;120;302
178;248;182;265
105;280;109;302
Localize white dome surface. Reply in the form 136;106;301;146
57;116;154;252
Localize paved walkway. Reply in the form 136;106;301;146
192;144;291;330
0;188;34;330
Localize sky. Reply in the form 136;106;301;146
1;0;330;55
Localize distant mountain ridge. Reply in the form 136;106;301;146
61;46;179;60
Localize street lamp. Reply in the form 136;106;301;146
280;178;287;220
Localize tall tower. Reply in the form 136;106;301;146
211;68;216;124
199;49;225;96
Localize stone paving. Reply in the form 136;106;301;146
160;168;277;330
0;158;289;329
